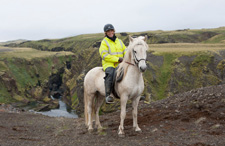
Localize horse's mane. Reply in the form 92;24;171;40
116;36;148;81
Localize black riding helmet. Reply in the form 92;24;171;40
104;24;115;32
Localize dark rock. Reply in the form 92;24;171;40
51;47;64;51
92;41;101;48
35;104;50;112
120;32;128;36
66;61;71;69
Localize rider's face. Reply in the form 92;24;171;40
106;29;115;37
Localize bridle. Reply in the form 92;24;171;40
125;44;146;66
133;49;146;65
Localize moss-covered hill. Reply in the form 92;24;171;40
1;27;225;114
4;27;225;52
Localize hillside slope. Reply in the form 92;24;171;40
4;27;225;52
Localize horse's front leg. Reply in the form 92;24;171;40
132;96;142;132
118;95;128;137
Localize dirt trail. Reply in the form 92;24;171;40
1;84;225;146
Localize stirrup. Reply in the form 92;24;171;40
106;96;114;104
140;96;145;101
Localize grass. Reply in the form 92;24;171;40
7;60;37;89
149;43;225;53
0;61;8;72
4;26;225;53
203;34;225;43
0;47;74;60
0;85;14;103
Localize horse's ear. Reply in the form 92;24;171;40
129;35;134;42
144;35;148;42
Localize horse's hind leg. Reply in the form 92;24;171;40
87;93;95;132
132;96;142;132
95;94;104;130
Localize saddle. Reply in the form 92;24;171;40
112;66;124;99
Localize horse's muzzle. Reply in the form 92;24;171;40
139;65;147;72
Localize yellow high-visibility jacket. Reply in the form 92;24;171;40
99;37;127;71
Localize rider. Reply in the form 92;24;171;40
99;24;127;104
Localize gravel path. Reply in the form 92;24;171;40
0;84;225;146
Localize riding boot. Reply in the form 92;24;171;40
104;67;115;104
105;80;114;104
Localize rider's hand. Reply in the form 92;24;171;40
118;57;123;63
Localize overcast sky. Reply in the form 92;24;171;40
0;0;225;42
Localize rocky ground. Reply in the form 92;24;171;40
0;84;225;146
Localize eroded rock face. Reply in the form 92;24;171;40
0;72;18;96
169;51;225;96
0;56;71;110
1;49;225;114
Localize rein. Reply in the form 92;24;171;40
125;61;135;66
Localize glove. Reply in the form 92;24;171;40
118;57;123;63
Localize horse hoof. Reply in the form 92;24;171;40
88;128;94;133
133;127;142;133
135;128;142;133
136;130;142;133
118;134;125;138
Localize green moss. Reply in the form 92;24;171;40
203;34;225;43
151;53;177;99
189;53;215;88
43;96;51;102
33;87;43;98
71;92;79;107
13;94;24;101
58;56;65;65
7;59;37;90
192;53;213;66
0;61;8;72
34;61;51;82
0;85;14;103
217;60;225;70
47;58;53;72
190;53;213;77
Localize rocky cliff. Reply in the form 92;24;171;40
0;48;74;110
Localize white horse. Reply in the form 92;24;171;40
84;35;148;136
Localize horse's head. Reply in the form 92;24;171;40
128;35;148;72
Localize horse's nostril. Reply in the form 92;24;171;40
140;66;146;72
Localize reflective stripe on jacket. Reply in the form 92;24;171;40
99;37;127;71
